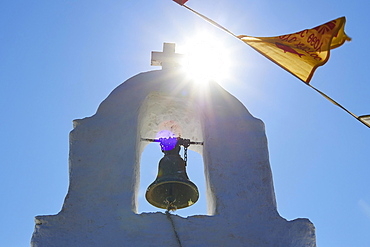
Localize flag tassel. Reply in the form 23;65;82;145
307;84;370;128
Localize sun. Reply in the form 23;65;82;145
179;33;232;84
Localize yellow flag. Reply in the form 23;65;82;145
239;17;351;83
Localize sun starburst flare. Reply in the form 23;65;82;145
179;33;232;85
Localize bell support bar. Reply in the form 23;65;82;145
141;137;204;147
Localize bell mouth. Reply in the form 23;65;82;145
145;180;199;210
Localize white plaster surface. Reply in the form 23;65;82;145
31;69;316;247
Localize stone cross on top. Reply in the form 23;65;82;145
151;43;184;69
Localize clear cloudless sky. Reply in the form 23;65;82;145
1;0;369;246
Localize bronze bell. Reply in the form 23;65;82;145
145;142;199;211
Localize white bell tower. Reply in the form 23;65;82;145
31;43;316;247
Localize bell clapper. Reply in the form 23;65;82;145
165;197;177;212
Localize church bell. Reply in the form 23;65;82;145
145;138;199;211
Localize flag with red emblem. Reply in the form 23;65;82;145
238;17;351;83
171;3;368;128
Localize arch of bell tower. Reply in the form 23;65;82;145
31;68;316;247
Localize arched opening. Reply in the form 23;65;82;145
136;91;210;216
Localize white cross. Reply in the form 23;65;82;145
151;43;184;69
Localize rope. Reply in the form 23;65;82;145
182;4;238;38
307;84;370;128
166;211;183;247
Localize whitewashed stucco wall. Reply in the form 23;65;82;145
31;69;316;247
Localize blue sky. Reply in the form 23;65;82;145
1;0;369;246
